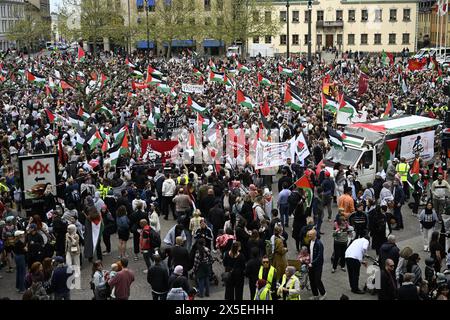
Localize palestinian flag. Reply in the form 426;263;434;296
113;125;128;144
77;107;90;121
237;90;255;109
260;101;271;130
187;96;207;113
383;99;393;118
75;133;85;150
25;131;33;142
224;75;235;90
322;93;339;113
208;59;217;71
157;82;171;93
284;84;303;111
147;66;163;77
101;139;109;153
381;50;394;66
338;94;358;119
132;70;145;79
67;112;85;128
197;113;210;130
26;71;46;85
153;106;161;120
209;71;225;83
77;46;86;62
327;126;346;148
193;68;202;77
237;62;250;73
258;73;272;86
294;175;313;207
146;74;162;85
147;113;156;129
278;65;294;76
407;157;421;190
125;57;136;68
87;128;102;151
45;108;56;123
100;73;108;87
299;64;305;73
99;106;113;117
170;88;177;98
437;67;443;84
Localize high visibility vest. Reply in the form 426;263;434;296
254;286;272;300
98;184;111;199
0;182;10;192
280;274;301;300
177;175;189;185
258;266;275;289
396;163;409;181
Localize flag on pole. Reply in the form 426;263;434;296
337;94;358;119
284;83;303;111
209;71;225;83
294;175;313;207
383;99;393;118
75;133;85;150
237;90;255;109
125;57;136;68
193;68;202;77
327;126;346;148
237;62;250;73
278;65;294;76
45;108;56;123
322;93;339;113
381;50;394;66
86;128;102;151
257;73;272;86
187;96;207;113
25;71;46;85
77;107;90;120
77;46;86;62
98;106;113;117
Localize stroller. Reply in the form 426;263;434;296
296;263;310;291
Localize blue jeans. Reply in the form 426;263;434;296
15;254;26;292
197;275;210;297
279;204;289;227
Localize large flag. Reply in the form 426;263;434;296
25;71;46;85
187;96;207;113
45;108;56;123
209;70;225;83
259;101;271;130
86;128;102;151
237;62;250;73
294;175;313;207
383;99;393;118
381;50;394;66
77;46;86;62
337;94;358;120
77;107;90;121
98;105;113;117
193;67;202;77
147;66;163;78
322;93;339;113
327;126;346;148
290;132;310;163
257;73;272;86
125;57;136;68
408;58;427;71
260;98;270;117
284;83;303;111
278;65;294;76
438;0;448;15
67;111;84;128
237;90;255;109
358;72;369;95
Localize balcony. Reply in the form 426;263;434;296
316;20;344;28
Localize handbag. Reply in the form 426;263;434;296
70;245;78;253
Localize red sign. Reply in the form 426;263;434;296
27;161;50;175
141;139;178;164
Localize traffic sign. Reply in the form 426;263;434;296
19;153;57;201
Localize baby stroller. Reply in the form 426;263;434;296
297;264;310;291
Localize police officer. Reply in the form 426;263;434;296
396;157;410;200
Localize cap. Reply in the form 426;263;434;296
53;256;64;263
14;230;25;237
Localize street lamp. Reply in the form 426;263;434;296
307;0;312;82
286;0;290;60
144;0;150;53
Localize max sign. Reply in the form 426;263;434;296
19;154;57;200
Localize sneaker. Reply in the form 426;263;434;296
102;251;111;256
341;267;346;272
331;269;336;273
319;293;327;300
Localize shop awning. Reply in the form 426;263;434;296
163;40;195;47
137;40;155;49
136;0;155;6
203;39;224;47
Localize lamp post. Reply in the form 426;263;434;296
286;0;290;60
145;0;151;53
127;0;131;53
307;0;312;82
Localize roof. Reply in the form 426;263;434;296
344;115;441;145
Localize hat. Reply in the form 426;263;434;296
263;188;272;197
29;223;37;230
5;216;14;223
174;265;184;276
325;171;331;177
14;230;24;237
54;256;64;263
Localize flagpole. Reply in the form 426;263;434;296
438;3;441;50
445;0;449;54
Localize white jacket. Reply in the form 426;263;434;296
162;178;176;197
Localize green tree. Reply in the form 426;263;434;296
7;16;51;52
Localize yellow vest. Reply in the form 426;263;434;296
258;266;275;289
0;182;9;192
280;274;301;300
98;184;111;199
177;175;189;185
396;163;409;181
254;286;272;300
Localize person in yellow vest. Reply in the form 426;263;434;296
98;181;112;199
277;266;301;300
0;177;10;193
396;157;410;200
254;279;272;300
258;256;278;299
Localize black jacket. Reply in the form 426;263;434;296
245;257;262;284
168;274;191;293
378;269;398;300
117;196;132;216
209;206;225;230
309;239;324;269
147;263;169;293
168;245;190;272
398;283;419;300
378;242;400;269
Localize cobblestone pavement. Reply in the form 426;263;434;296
0;191;432;301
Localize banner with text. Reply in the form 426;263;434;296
255;140;292;169
400;130;435;162
182;83;205;94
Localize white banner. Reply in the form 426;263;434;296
400;130;435;162
19;154;57;200
255;140;292;169
289;133;310;164
182;83;205;94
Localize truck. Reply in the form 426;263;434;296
324;115;442;187
248;43;276;58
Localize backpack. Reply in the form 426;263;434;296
71;189;80;202
116;216;129;232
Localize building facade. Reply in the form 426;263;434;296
269;0;417;55
417;0;434;49
430;2;449;47
0;0;25;51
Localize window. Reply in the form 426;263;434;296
265;11;271;23
361;151;374;169
348;10;355;22
280;11;287;23
265;35;272;44
280;35;287;45
361;9;368;21
402;33;410;44
217;0;223;11
336;10;343;21
293;34;299;45
390;9;397;21
337;34;342;45
403;8;411;21
389;33;396;44
317;10;324;21
375;9;382;22
253;36;260;44
304;34;309;45
253;11;259;23
374;33;382;44
348;34;355;45
304;10;310;22
317;34;322;46
361;33;368;45
217;17;223;25
292;10;299;23
204;0;211;11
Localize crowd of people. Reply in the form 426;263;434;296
0;45;449;300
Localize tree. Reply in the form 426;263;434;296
7;16;51;52
208;0;280;56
